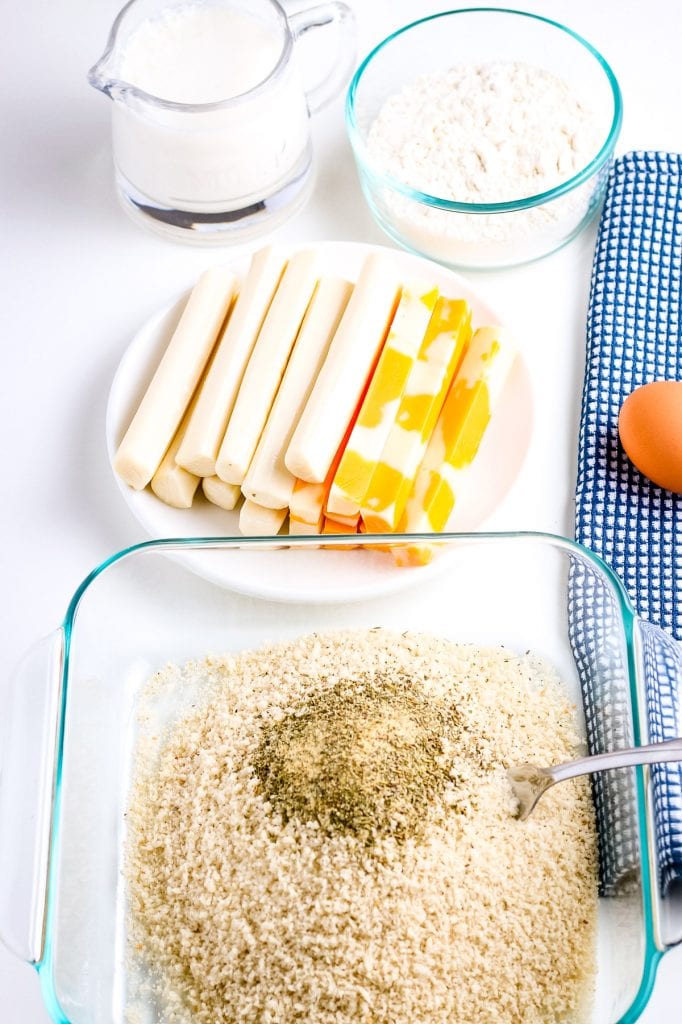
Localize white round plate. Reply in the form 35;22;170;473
106;241;533;603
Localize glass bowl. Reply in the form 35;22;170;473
1;533;680;1023
346;9;623;270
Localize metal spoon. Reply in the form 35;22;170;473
509;737;682;820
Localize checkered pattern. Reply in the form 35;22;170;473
568;556;640;896
575;151;682;894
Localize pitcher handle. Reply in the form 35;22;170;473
0;631;64;964
289;2;356;115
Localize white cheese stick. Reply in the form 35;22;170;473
216;250;319;485
202;476;242;511
241;276;353;509
114;266;236;490
289;479;326;526
150;368;210;509
285;253;400;483
150;405;201;509
287;516;321;549
239;500;287;536
175;246;286;477
288;516;322;535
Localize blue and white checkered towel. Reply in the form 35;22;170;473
576;151;682;894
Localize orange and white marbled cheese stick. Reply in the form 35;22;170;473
395;325;517;566
326;281;440;519
360;297;472;533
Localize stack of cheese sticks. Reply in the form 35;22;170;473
114;246;516;565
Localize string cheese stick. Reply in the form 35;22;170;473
114;265;236;490
288;410;360;530
216;249;318;485
287;514;322;551
150;342;222;509
241;276;353;509
176;246;286;477
289;480;326;531
356;515;392;552
395;326;517;566
239;500;287;536
320;516;359;549
323;510;361;529
361;298;471;533
150;402;201;509
322;517;356;534
202;476;242;511
288;516;322;535
285;254;401;483
327;282;439;518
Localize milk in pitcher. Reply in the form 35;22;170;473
112;2;311;214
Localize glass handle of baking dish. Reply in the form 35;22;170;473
0;630;64;964
289;2;357;114
636;618;682;949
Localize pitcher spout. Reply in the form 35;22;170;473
88;53;119;99
87;0;139;100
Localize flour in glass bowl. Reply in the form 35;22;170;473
365;62;604;264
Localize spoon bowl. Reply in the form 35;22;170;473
509;735;682;820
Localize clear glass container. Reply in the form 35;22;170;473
1;534;680;1023
88;0;355;243
346;9;622;270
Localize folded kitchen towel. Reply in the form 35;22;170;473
575;151;682;894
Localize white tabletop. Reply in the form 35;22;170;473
2;0;681;1019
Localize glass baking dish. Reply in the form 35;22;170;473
1;533;680;1023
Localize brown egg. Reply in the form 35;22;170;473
618;381;682;493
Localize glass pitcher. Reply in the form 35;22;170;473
88;0;356;243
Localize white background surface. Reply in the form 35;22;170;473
2;0;681;1020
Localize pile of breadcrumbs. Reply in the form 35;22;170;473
126;629;598;1024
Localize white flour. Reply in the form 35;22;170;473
365;62;604;265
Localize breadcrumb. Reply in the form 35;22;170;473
126;629;598;1024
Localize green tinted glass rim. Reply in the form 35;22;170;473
345;7;623;214
36;532;658;1023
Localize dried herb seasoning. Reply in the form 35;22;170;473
253;674;459;842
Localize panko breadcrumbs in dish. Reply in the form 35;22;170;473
126;628;598;1024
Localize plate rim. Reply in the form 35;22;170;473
105;239;530;602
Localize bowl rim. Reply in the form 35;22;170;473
345;6;623;214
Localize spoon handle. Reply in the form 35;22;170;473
550;736;682;785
